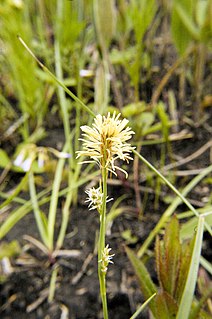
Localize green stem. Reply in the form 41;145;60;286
47;142;69;251
48;265;59;302
98;166;108;319
28;171;48;247
99;274;108;319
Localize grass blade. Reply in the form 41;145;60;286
130;293;156;319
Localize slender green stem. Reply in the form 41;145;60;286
48;265;59;302
98;166;108;319
99;274;108;319
47;153;66;251
130;293;156;319
28;171;48;246
47;140;70;251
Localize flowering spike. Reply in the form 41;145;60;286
85;187;112;212
99;245;115;274
76;112;135;178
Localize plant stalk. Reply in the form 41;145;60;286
98;165;108;319
28;171;48;247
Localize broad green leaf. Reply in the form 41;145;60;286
93;0;116;48
164;216;181;297
174;3;200;41
176;217;204;319
196;0;208;27
171;0;196;55
199;0;212;47
155;290;178;319
175;239;194;303
155;216;181;298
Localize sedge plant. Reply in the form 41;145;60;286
76;112;135;318
8;30;211;317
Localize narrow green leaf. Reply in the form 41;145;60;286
130;293;156;319
157;102;170;141
126;247;157;317
171;0;196;55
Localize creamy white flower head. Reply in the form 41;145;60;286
85;187;112;212
76;112;135;178
99;244;115;274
